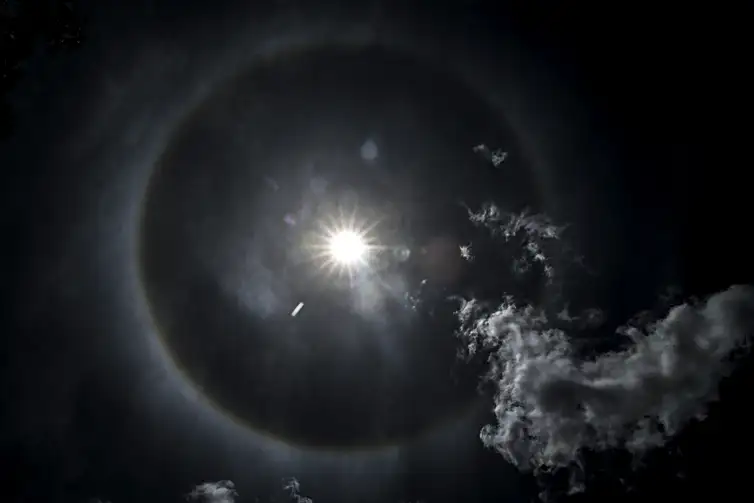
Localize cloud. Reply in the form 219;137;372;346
282;477;313;503
93;478;316;503
466;203;565;242
186;480;238;503
457;285;753;483
465;203;572;282
472;144;508;167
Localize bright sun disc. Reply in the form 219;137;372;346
306;209;382;280
328;230;367;265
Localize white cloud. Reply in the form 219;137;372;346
186;480;238;503
457;285;753;483
93;478;316;503
282;478;313;503
465;203;570;282
472;144;508;167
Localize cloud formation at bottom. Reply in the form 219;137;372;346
457;285;753;485
88;283;753;501
283;478;313;503
186;481;239;503
180;479;313;503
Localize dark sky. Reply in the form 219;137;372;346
2;1;752;503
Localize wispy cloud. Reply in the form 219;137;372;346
465;203;571;282
282;478;313;503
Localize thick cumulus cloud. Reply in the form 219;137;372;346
457;285;754;478
460;195;754;492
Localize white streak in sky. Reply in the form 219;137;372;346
291;302;304;317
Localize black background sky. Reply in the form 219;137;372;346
2;1;753;503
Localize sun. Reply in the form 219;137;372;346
306;210;381;279
328;229;368;265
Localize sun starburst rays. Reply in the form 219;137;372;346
306;209;382;282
